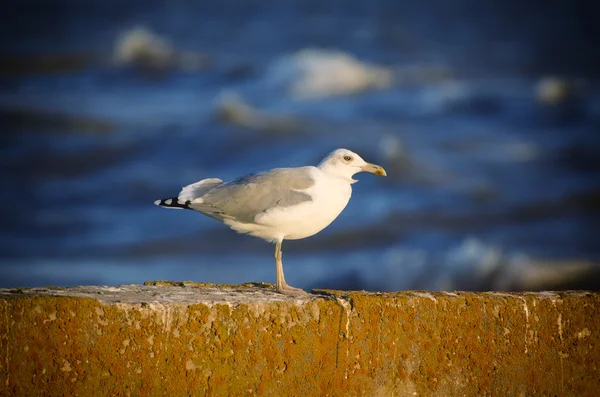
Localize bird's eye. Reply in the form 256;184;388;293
343;155;352;161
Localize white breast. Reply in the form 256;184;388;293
251;168;352;241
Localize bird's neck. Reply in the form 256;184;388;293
319;164;357;184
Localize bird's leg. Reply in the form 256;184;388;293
274;240;308;296
274;240;285;291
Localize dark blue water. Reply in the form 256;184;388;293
1;0;599;291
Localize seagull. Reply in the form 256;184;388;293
154;148;387;296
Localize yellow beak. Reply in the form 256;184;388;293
361;163;387;176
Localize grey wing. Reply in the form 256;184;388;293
189;167;315;224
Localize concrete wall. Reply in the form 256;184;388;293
1;283;598;396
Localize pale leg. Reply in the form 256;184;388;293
274;240;308;296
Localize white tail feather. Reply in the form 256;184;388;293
178;178;223;202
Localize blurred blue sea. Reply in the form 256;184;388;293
1;0;599;291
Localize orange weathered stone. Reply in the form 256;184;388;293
1;284;598;396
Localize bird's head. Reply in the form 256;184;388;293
318;148;387;183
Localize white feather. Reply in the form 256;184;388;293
178;178;223;202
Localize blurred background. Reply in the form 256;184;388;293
1;0;599;291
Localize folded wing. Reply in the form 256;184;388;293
189;167;315;224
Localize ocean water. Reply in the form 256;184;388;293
1;0;599;291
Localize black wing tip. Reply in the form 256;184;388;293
154;197;191;209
